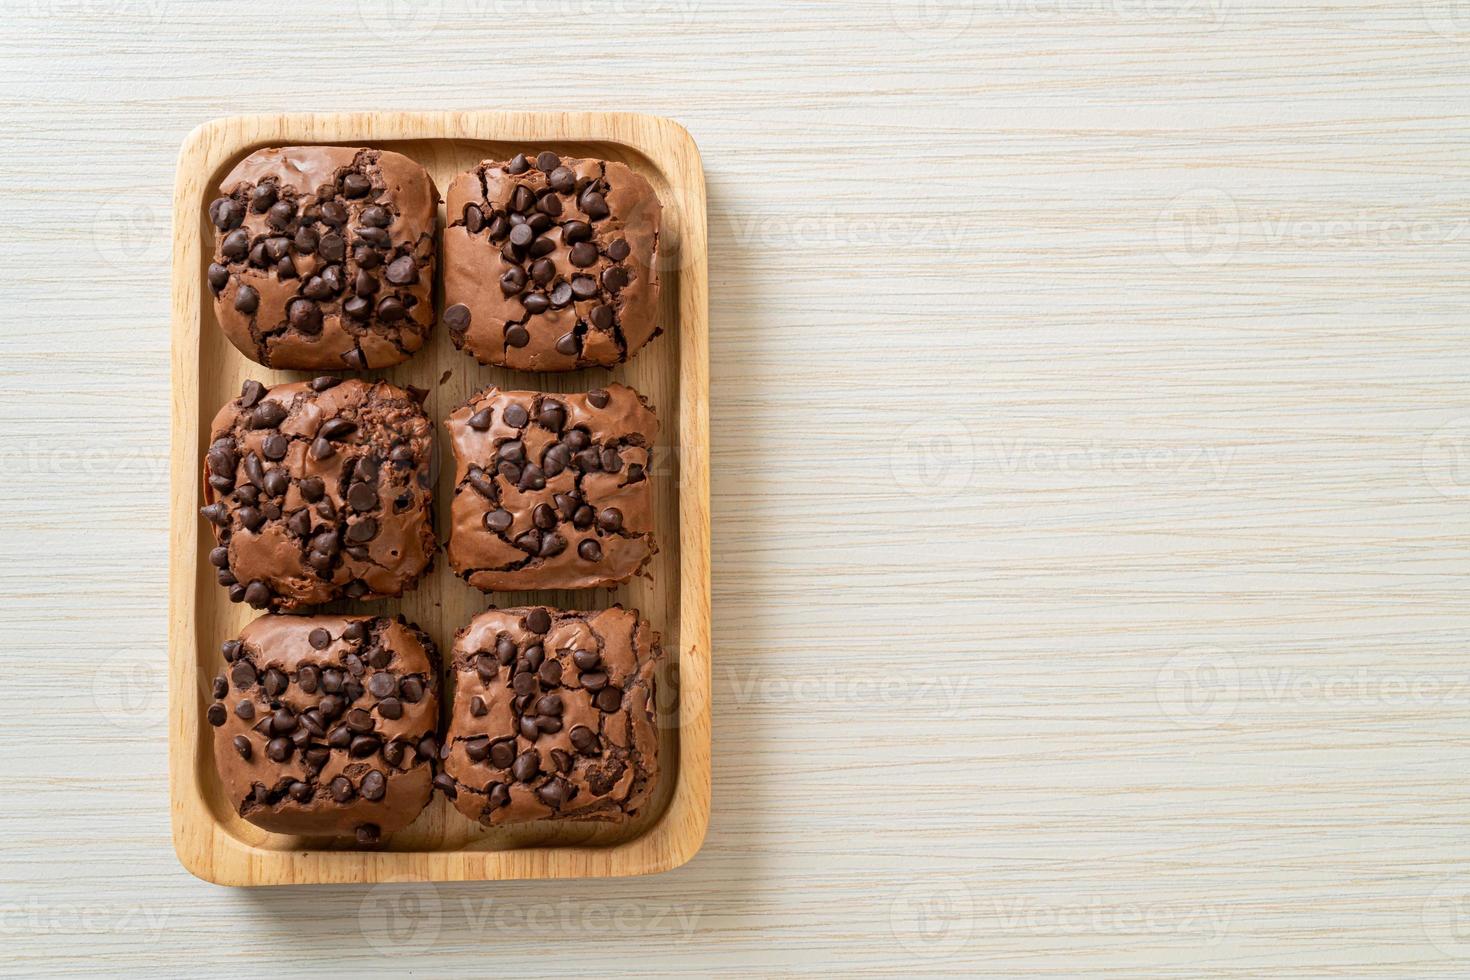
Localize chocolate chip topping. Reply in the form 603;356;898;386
207;146;439;371
440;606;661;827
445;383;658;592
208;614;440;840
199;378;435;611
443;155;662;371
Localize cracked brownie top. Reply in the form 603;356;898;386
200;377;436;611
443;152;661;371
438;606;661;827
445;382;658;592
207;145;438;371
207;614;440;843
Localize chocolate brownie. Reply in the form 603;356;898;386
443;152;661;370
207;146;438;371
445;383;658;591
207;614;440;842
199;378;435;611
438;606;661;826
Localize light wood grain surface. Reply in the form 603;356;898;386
2;0;1469;975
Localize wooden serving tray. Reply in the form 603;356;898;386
168;112;709;885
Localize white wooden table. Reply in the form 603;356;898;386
3;1;1469;974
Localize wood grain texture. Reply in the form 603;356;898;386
2;0;1469;974
169;111;710;884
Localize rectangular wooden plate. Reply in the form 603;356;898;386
168;112;709;886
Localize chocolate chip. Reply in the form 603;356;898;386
210;197;243;230
350;735;381;758
587;389;611;409
342;173;371;198
507;153;529;174
348;483;379;512
562;219;591;243
299;477;325;502
329;776;355;802
368;672;397;698
537;778;569;807
231;734;252;759
555;333;580;356
602;266;630;292
264;668;288;697
570;275;598;300
512;750;540;782
505;324;530;348
569;725;598;754
504;403;529;428
234;285;259;314
580;670;608;692
287;299;322;334
463;203;485;232
577;539;603;562
483;509;512;533
590;304;615;331
377;697;402;720
308;628;332;650
595;687;623;712
526;608;551;634
568;241;598;267
433;773;458;799
400;676;425;703
221;228;249;260
376;296;406;322
469;695;488;718
207;702;227;726
509;222;534;248
549;166;575;193
266;737;293;762
445;303;471;332
385;255;417;285
360;771;387;801
597;507;623;532
267;200;295;230
550;282;573;307
581;191;609;220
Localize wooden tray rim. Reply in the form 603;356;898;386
168;111;710;886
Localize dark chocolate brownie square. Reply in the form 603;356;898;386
444;383;658;591
206;614;440;843
207;146;438;371
199;377;436;611
438;606;661;826
443;152;661;370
